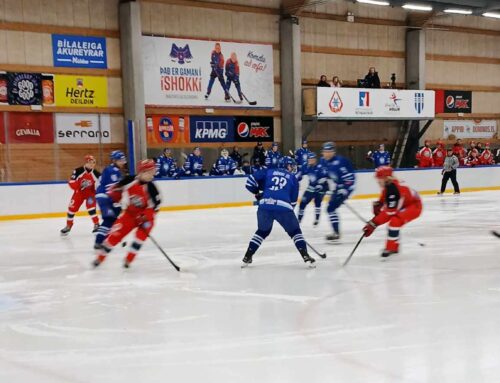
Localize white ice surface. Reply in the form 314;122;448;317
0;191;499;383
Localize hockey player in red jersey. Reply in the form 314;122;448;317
93;159;161;268
416;140;434;168
60;155;101;236
363;166;422;258
479;142;494;165
432;140;446;168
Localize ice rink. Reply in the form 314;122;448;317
1;190;499;383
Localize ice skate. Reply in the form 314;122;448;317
60;226;71;236
326;232;340;242
92;224;99;233
313;219;319;227
381;249;398;258
92;254;106;268
241;249;255;268
300;249;316;268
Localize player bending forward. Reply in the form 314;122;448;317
60;155;101;236
362;166;422;258
93;160;161;268
297;152;326;226
242;157;316;268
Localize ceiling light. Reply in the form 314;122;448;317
357;0;390;5
402;3;433;11
482;12;500;19
444;8;472;15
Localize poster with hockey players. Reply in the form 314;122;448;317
142;36;274;108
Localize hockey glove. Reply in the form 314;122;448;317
363;220;377;237
255;192;263;201
372;201;383;216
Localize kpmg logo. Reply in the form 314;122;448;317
194;120;229;139
359;91;370;107
169;44;193;65
414;92;424;114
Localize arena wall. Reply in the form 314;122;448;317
0;166;499;220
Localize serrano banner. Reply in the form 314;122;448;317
146;115;190;145
317;88;435;120
54;75;108;107
142;36;274;108
55;113;111;144
444;120;497;139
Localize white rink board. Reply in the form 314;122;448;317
0;166;499;218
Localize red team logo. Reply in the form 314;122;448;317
237;122;269;138
329;91;343;113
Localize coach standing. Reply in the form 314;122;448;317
438;148;460;195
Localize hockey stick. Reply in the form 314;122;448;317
306;241;326;259
492;230;500;238
343;233;365;267
148;234;180;272
241;92;257;106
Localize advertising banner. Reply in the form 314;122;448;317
146;115;190;145
142;36;274;108
52;34;107;69
189;116;235;143
435;90;472;114
6;112;54;143
55;113;111;144
317;88;435;119
234;117;274;142
7;72;42;105
54;75;108;107
444;120;497;139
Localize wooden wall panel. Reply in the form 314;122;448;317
426;60;500;87
193;0;281;8
427;30;500;58
430;14;500;32
107;77;123;109
306;1;406;21
472;93;500;114
110;115;125;144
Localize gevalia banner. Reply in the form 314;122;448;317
317;88;435;119
54;75;108;107
142;36;274;108
55;113;111;144
443;120;496;139
6;112;54;143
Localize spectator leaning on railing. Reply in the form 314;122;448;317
438;148;460;195
317;75;331;87
331;76;342;88
364;67;381;89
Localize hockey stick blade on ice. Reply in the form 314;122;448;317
306;241;326;259
241;92;257;106
492;230;500;238
148;234;180;272
342;233;365;267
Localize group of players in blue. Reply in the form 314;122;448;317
243;140;356;267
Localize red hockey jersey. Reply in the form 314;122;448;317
373;179;422;226
68;167;100;198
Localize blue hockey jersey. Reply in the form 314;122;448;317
265;151;282;169
155;156;178;178
246;168;299;211
295;147;312;169
182;154;203;176
213;156;237;176
96;164;123;198
301;162;327;193
371;151;391;167
323;155;356;196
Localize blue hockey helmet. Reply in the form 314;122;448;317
272;142;278;147
307;152;317;159
110;150;126;162
322;141;336;152
281;156;296;170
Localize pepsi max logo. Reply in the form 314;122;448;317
446;95;455;108
237;122;249;138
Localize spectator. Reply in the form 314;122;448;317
416;140;433;168
479;142;494;165
476;142;484;154
252;141;266;166
467;141;477;157
230;146;243;167
317;75;330;87
265;142;282;169
438;148;460;195
364;67;381;89
432;140;446;168
331;76;342;88
452;139;466;165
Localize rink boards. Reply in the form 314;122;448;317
0;165;499;220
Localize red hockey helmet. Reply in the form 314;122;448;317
84;154;96;163
137;159;155;173
375;166;393;179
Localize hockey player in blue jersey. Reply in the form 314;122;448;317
181;147;203;177
210;148;237;176
294;139;312;171
94;150;127;249
320;142;356;242
297;152;327;226
242;157;316;268
265;142;282;169
155;148;178;178
367;144;391;168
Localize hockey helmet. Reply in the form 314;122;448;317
322;141;336;152
137;159;156;174
110;150;126;162
375;166;393;179
281;156;296;170
307;152;317;159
